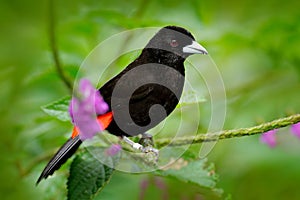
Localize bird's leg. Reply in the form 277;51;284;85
122;136;144;151
139;133;159;163
122;134;159;156
122;135;159;164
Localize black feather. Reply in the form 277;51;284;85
36;136;82;185
36;25;203;184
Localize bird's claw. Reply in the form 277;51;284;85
130;140;159;156
122;136;159;162
140;146;159;163
140;146;159;155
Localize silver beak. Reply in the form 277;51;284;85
183;41;208;55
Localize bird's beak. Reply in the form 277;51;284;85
183;41;208;55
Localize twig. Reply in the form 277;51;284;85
155;114;300;148
48;0;73;92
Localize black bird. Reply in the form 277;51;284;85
36;25;208;184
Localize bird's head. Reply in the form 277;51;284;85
145;26;208;59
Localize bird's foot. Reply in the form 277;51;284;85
139;132;154;147
122;135;159;162
139;133;158;158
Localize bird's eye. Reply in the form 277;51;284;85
170;39;178;47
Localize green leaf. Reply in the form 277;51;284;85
41;96;71;122
156;158;219;189
67;148;118;200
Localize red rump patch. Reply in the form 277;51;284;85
97;112;113;130
71;112;113;139
71;127;79;139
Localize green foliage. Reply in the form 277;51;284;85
42;96;71;122
156;158;219;190
67;149;117;200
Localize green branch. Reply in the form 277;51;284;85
48;0;73;92
155;114;300;148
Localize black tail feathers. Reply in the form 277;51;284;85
36;136;82;185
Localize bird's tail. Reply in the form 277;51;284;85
36;136;82;185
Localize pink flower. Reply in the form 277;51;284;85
290;122;300;139
260;129;278;148
69;79;109;140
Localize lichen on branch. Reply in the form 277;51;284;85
155;114;300;148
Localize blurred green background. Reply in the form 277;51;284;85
1;0;300;199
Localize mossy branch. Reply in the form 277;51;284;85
155;114;300;148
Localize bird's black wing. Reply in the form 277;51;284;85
99;61;155;108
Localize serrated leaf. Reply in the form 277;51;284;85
41;96;71;122
67;149;118;200
156;158;218;189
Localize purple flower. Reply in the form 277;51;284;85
260;129;278;148
291;122;300;139
139;179;149;200
154;177;168;199
69;79;109;140
105;144;122;156
154;177;167;190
